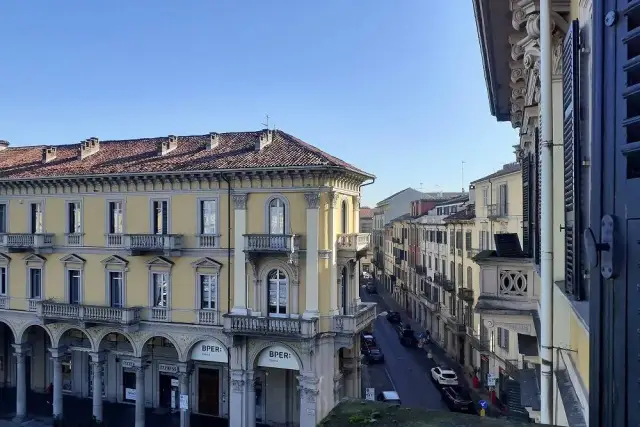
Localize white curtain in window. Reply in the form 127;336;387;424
153;273;168;307
200;274;217;309
269;199;285;234
267;269;288;315
201;201;216;234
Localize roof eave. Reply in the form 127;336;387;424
473;0;513;122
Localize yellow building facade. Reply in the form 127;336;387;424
0;129;375;427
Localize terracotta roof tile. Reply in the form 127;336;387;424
0;130;372;180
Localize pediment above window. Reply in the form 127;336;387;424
0;253;11;266
23;253;46;265
101;255;128;267
146;256;174;268
60;254;86;265
191;257;222;270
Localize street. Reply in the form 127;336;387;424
360;288;449;411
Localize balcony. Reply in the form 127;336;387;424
197;309;223;326
331;302;376;335
449;247;454;255
337;233;371;256
392;237;400;244
486;203;508;219
223;314;318;339
36;301;142;332
106;233;183;256
475;258;539;312
416;265;426;275
441;279;455;293
244;234;299;253
458;287;474;302
468;333;490;353
433;273;445;285
394;257;401;265
457;248;462;257
0;233;54;254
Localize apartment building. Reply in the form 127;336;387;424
474;0;590;424
0;129;376;427
359;208;374;273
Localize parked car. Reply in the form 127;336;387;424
441;386;475;413
431;366;459;386
396;323;417;347
376;391;401;405
386;311;401;323
363;347;385;364
360;333;377;349
366;283;377;294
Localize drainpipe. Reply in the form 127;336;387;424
221;174;233;413
539;0;555;423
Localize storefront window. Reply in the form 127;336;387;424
123;370;136;403
62;360;72;393
88;359;106;398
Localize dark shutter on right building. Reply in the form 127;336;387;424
563;19;581;299
522;153;533;257
534;129;541;266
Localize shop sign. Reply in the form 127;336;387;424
121;360;135;369
159;363;178;374
191;340;228;363
257;345;300;370
125;388;136;401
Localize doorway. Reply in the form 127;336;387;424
159;374;177;409
197;368;219;416
458;337;465;366
340;267;348;315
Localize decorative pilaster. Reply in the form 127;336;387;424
329;191;339;314
354;195;361;232
89;352;105;422
297;375;320;427
304;192;320;318
246;371;256;427
229;369;246;427
12;343;28;423
49;348;64;420
133;359;148;427
232;194;248;315
177;363;193;427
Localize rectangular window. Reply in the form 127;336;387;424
0;266;6;295
200;275;217;309
109;271;123;308
108;201;124;234
30;202;43;233
68;269;81;304
0;203;6;233
200;200;217;234
482;188;488;206
456;231;463;249
497;327;509;349
465;231;472;250
499;184;508;215
153;200;169;234
152;272;168;307
68;202;82;233
29;268;42;299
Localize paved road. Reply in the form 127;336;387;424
360;288;448;411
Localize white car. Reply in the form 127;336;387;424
431;366;459;386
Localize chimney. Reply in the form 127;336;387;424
160;135;178;156
256;129;273;151
208;132;220;149
0;140;8;151
42;146;57;163
79;137;100;160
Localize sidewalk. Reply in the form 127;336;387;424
375;288;504;417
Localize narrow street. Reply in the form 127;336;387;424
360;288;448;411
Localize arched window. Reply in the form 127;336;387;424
466;266;473;289
269;198;285;234
457;263;463;286
341;200;348;233
267;269;288;315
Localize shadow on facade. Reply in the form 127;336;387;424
0;388;242;427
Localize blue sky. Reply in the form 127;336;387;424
0;1;518;206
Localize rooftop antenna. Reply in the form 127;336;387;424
419;182;424;191
461;160;466;193
262;114;270;129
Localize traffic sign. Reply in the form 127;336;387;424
365;388;375;401
479;399;488;409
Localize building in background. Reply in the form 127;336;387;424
0;129;376;427
359;207;374;273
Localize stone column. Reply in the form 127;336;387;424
12;343;28;423
303;192;320;318
329;192;339;314
49;348;64;419
232;194;249;314
89;352;105;422
178;364;192;427
246;370;256;427
134;359;147;427
229;369;246;427
354;195;360;232
297;375;319;427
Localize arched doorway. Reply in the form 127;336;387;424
96;332;134;405
0;320;14;416
140;336;180;413
188;338;228;419
18;325;52;418
56;328;92;400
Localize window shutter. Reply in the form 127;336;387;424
534;129;541;265
68;203;75;233
522;154;532;256
563;19;582;299
162;201;168;234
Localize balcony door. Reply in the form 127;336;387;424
340;267;348;315
268;198;285;235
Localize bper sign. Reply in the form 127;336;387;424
191;340;228;363
257;345;300;370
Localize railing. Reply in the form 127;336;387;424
105;233;183;253
332;303;376;334
66;233;83;246
395;257;401;265
224;314;318;338
441;279;455;293
498;269;529;297
197;309;223;325
37;301;142;327
337;233;371;252
486;204;508;219
468;333;490;352
244;234;299;252
458;287;474;301
433;273;445;285
0;296;8;309
503;358;520;380
28;299;39;312
0;233;54;251
457;248;462;257
198;234;217;248
149;307;168;321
